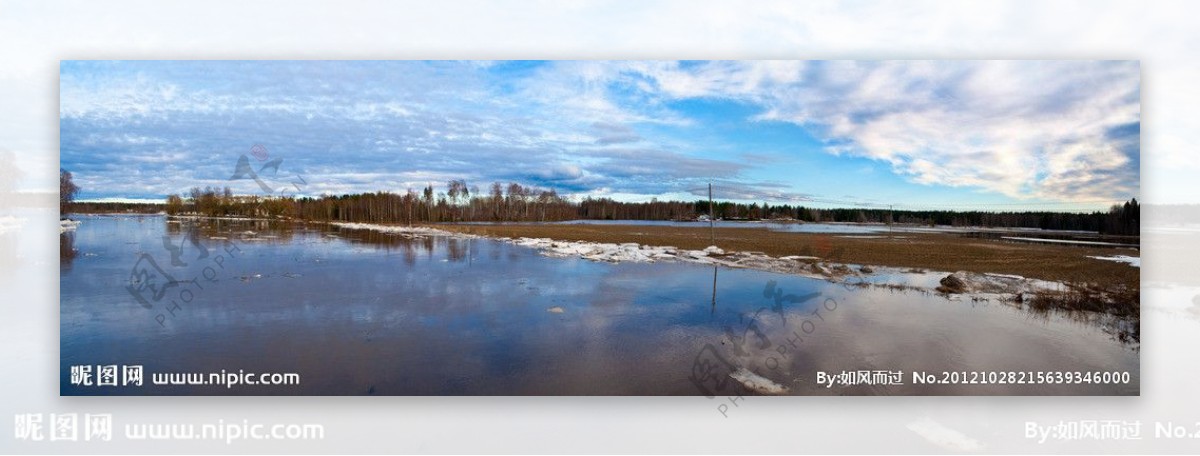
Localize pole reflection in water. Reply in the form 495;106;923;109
711;264;717;317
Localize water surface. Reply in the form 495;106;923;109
60;215;1138;395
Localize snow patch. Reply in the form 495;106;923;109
1088;255;1141;267
938;271;1061;295
329;222;471;238
513;237;685;263
780;255;820;261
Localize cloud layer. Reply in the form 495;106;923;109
60;60;1139;206
624;60;1140;201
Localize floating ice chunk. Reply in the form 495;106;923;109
547;306;565;314
729;368;789;395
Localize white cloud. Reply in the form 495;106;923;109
618;60;1140;201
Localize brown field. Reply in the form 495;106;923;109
436;223;1140;289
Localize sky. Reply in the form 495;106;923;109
58;60;1140;211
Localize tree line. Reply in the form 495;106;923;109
61;178;1138;235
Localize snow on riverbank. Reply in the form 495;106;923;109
936;271;1063;297
60;219;81;233
1088;255;1141;267
502;238;851;280
509;237;745;265
329;222;471;238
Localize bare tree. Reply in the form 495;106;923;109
59;168;80;217
422;184;434;221
491;182;504;220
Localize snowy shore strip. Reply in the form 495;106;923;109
1088;255;1141;268
934;271;1064;300
328;222;477;239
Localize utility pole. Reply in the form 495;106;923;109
708;183;715;246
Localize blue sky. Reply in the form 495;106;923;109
59;60;1140;211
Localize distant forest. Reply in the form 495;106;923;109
69;181;1142;236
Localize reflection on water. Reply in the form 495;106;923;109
60;230;77;268
61;215;1138;395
